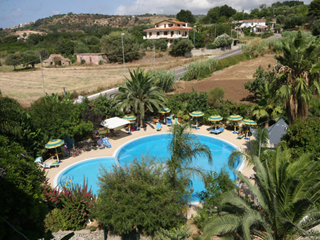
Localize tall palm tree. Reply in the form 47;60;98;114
252;81;283;128
166;123;213;188
202;147;320;240
114;68;167;126
275;30;320;124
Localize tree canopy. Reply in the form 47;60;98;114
176;9;196;24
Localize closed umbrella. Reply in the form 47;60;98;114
208;115;223;130
159;107;171;124
228;115;243;134
122;115;137;134
190;111;204;129
45;139;64;162
241;119;257;140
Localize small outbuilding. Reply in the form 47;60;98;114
76;53;108;65
43;54;71;66
251;118;288;148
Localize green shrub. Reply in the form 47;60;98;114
81;59;85;64
207;87;225;107
182;58;218;81
44;181;95;231
151;69;175;92
98;60;103;65
216;54;248;71
206;43;216;49
169;38;193;56
241;38;267;57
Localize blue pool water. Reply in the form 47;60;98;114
56;134;241;201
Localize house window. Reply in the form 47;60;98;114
157;32;160;36
177;24;180;26
178;30;180;35
90;57;92;63
80;57;82;61
171;31;174;36
155;25;158;27
149;32;152;37
168;24;173;27
164;31;168;35
164;24;166;28
182;24;185;27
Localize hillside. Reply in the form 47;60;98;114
9;13;172;33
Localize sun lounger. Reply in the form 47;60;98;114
167;119;172;126
237;134;245;139
192;123;199;129
156;122;162;131
102;138;111;148
35;157;59;169
210;127;224;134
97;139;105;149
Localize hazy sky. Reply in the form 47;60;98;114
0;0;313;29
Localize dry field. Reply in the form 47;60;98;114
0;52;193;107
0;53;277;107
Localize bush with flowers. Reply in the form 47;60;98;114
44;180;96;231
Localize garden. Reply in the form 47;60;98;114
1;30;320;239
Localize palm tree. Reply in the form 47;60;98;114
166;123;213;188
114;68;167;126
275;30;320;124
202;147;320;240
252;81;283;128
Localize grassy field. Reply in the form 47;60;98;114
0;52;194;107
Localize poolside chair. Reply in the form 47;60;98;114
167;119;172;126
237;134;245;139
210;127;224;134
102;138;111;148
35;157;59;169
156;122;162;131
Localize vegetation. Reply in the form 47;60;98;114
93;157;188;237
169;38;193;56
176;9;196;24
114;68;167;126
100;32;142;62
202;147;320;240
0;136;49;239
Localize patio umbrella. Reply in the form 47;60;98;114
208;115;223;130
45;139;64;162
228;115;243;134
159;107;171;124
122;115;137;134
189;111;204;129
241;119;257;140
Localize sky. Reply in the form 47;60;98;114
0;0;313;29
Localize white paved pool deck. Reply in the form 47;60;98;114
45;123;255;188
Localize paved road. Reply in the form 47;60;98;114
77;33;282;102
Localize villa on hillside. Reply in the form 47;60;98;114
236;19;268;33
76;53;108;65
143;20;193;47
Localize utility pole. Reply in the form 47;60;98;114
40;55;45;96
121;33;125;76
193;26;196;61
215;24;216;38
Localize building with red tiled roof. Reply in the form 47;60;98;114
143;20;193;47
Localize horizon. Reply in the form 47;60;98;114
0;0;313;30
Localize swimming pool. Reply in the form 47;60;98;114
55;133;242;201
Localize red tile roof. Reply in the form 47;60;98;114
144;26;193;31
156;19;188;25
243;19;266;22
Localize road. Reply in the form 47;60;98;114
76;34;282;102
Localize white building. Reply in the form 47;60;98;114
143;20;193;47
239;19;267;33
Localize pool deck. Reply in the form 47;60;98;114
46;123;255;188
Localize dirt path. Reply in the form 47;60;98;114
174;54;277;103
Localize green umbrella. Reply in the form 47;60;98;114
45;139;65;162
208;115;223;130
189;111;204;117
122;115;136;134
159;107;171;114
228;115;243;134
241;119;257;139
159;107;170;124
45;139;64;149
122;115;137;121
